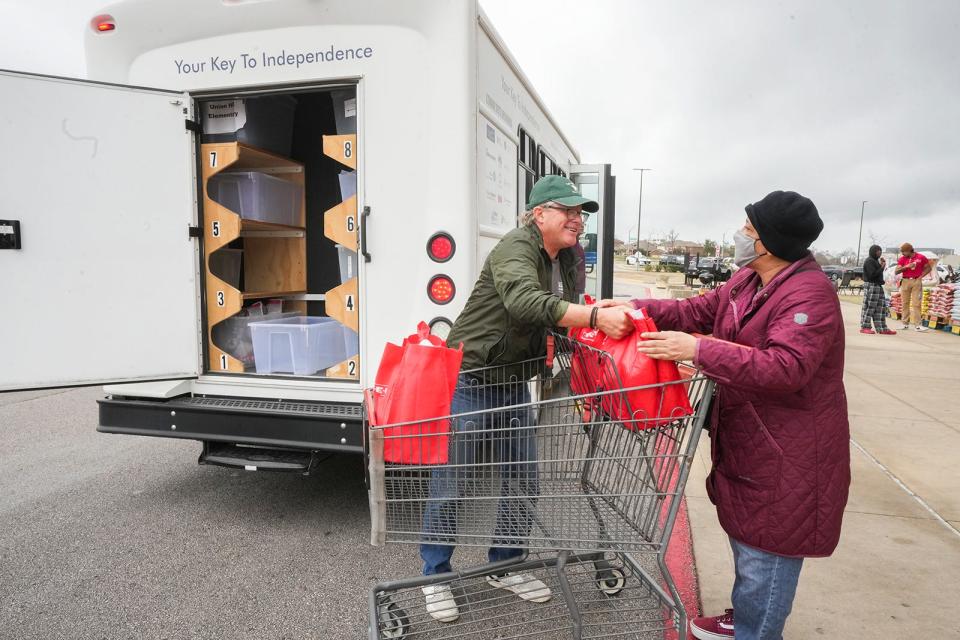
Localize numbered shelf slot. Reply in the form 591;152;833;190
322;134;357;170
325;278;359;333
323;196;358;251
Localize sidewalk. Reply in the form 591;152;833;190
685;300;960;638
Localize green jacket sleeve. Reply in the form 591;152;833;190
489;233;570;325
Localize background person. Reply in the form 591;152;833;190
895;242;931;331
860;245;895;335
418;175;633;623
602;190;850;640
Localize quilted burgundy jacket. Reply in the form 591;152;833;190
634;254;850;557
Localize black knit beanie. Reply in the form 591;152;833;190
744;190;823;262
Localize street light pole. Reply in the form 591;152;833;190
633;168;652;271
856;200;867;265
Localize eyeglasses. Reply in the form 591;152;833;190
542;204;589;223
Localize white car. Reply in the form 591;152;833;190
626;253;652;266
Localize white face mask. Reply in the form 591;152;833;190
734;229;767;268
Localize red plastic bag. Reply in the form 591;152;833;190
367;322;463;464
570;308;693;429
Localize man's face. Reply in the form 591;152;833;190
536;202;585;249
902;249;913;258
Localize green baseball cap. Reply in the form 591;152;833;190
526;175;599;213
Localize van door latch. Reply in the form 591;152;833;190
184;119;201;133
188;225;201;239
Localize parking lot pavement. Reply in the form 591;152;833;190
686;300;960;639
0;386;431;639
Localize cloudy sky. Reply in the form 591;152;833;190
3;0;958;254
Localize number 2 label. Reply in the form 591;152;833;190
347;360;357;376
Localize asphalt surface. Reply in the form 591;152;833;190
0;386;433;639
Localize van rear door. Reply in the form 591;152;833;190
0;70;199;391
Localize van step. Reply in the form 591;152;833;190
199;442;317;472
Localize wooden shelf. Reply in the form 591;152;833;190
208;142;304;174
242;290;307;300
240;219;305;233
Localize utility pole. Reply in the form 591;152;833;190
633;168;652;270
856;200;867;265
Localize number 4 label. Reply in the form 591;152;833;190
346;295;355;312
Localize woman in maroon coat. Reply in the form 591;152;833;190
610;191;850;640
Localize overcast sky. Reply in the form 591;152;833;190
2;0;958;254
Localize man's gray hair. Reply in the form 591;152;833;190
519;201;556;227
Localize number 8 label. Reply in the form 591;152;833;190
343;141;352;159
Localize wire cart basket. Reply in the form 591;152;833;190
366;331;715;640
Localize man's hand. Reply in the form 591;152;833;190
596;307;634;339
636;331;698;361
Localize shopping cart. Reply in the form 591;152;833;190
366;331;715;640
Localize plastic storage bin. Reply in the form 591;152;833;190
201;95;297;157
209;248;242;289
212;311;301;366
250;316;347;375
337;245;358;283
208;172;303;227
342;324;359;360
338;171;357;201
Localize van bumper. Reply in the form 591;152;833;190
97;394;364;453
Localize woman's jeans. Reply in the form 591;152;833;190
420;374;537;576
730;536;805;640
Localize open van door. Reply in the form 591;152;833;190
0;71;199;391
570;164;615;300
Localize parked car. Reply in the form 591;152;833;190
821;265;843;282
625;253;652;266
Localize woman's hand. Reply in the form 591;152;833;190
636;331;698;362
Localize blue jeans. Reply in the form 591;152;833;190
730;537;805;640
420;374;537;576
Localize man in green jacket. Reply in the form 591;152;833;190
420;175;633;622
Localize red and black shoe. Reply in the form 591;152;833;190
690;608;735;639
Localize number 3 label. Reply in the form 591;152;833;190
216;291;225;307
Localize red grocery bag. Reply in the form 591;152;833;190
367;322;463;464
570;308;693;429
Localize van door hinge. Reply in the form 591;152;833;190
188;225;202;239
184;119;201;133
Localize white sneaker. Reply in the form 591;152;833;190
422;584;459;623
915;325;929;332
900;324;911;330
486;572;552;603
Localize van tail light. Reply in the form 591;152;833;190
428;317;453;340
427;232;455;262
428;275;455;305
91;15;116;32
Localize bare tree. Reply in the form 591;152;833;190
665;228;680;251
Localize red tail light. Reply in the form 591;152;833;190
428;275;455;305
427;232;455;263
91;15;116;32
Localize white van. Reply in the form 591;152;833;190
0;0;615;472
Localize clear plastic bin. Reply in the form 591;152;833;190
208;172;303;227
250;316;347;375
337;245;358;283
212;311;301;366
341;324;359;360
338;171;357;201
202;95;297;157
208;248;242;289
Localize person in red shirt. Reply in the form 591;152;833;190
895;243;932;331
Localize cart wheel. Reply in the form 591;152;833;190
378;601;409;639
596;568;626;596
